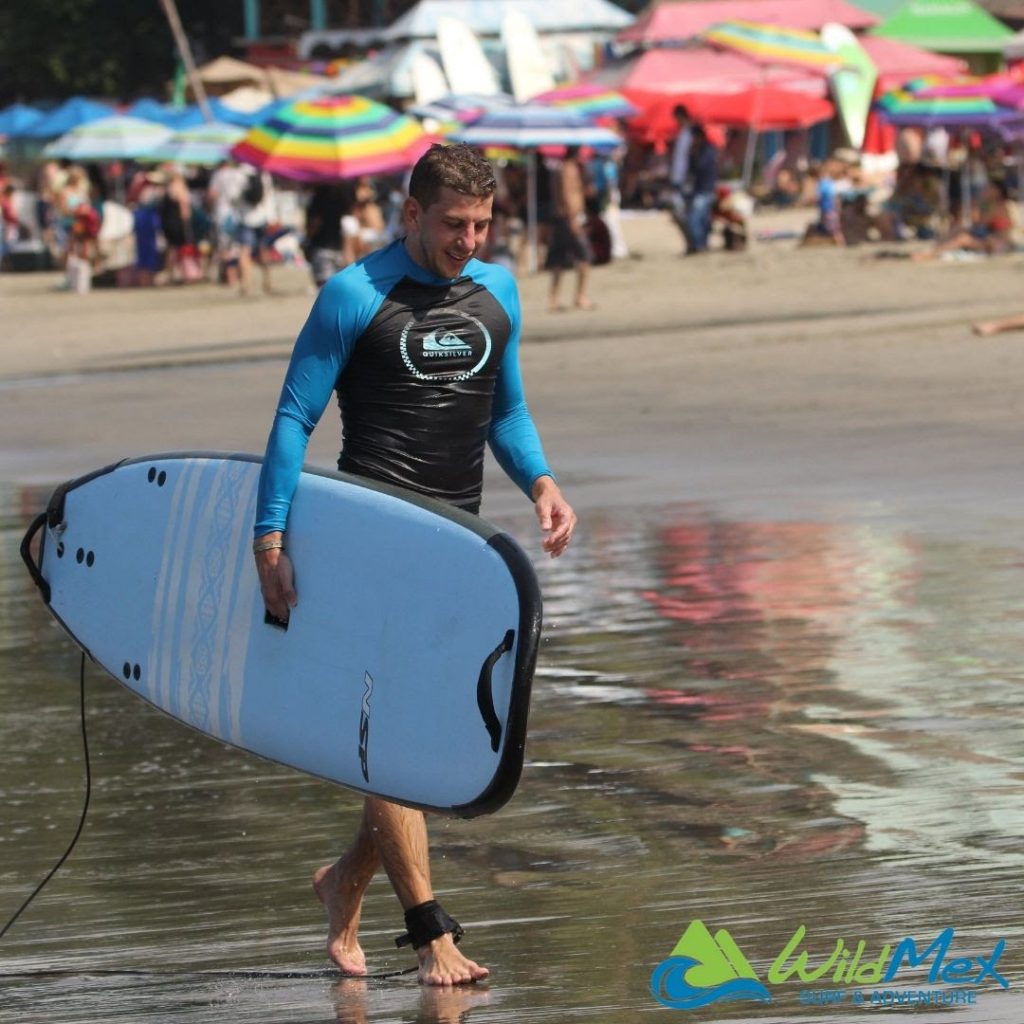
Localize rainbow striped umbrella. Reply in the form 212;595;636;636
231;94;432;182
530;83;638;120
701;20;844;73
876;87;1024;128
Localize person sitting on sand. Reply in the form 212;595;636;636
875;163;943;243
801;161;844;247
913;180;1017;262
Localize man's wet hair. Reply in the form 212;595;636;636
408;144;497;209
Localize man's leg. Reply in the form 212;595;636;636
314;800;381;974
365;796;489;986
547;269;564;311
573;261;593;310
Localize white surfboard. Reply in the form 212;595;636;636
21;453;542;817
436;16;500;97
502;10;556;103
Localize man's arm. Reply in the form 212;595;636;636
254;282;353;618
488;324;576;559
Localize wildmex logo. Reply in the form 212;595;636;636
651;920;1009;1011
650;921;771;1010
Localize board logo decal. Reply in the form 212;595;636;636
359;671;373;782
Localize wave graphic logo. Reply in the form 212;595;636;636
651;920;772;1010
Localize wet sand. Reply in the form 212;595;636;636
2;212;1024;1023
2;210;1024;517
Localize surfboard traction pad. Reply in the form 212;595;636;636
22;452;543;818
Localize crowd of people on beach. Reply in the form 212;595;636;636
2;115;1023;302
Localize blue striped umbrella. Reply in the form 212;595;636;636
146;121;248;166
450;104;622;149
44;115;174;160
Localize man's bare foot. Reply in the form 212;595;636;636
417;933;490;986
313;861;368;975
973;321;1000;337
575;298;596;311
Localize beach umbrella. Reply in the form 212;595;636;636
230;94;432;182
699;21;845;184
914;72;1024;110
22;97;115;139
875;88;1023;127
450;104;623;149
0;103;43;138
684;87;835;131
122;98;184;126
451;105;622;272
407;92;515;125
872;0;1012;56
700;20;846;73
44;115;174;160
146;121;248;167
530;83;638;120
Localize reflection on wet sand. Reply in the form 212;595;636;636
332;978;490;1024
1;485;1022;1021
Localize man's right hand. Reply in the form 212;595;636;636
254;532;298;623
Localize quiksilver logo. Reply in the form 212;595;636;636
423;330;473;357
359;671;373;782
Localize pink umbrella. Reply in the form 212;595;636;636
917;72;1024;109
618;0;877;45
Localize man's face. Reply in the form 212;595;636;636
403;186;493;279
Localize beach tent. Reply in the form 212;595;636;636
0;103;43;138
618;0;877;46
871;0;1013;55
383;0;633;40
22;97;114;139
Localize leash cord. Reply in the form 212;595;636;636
0;651;91;942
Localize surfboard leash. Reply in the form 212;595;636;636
0;654;420;980
0;651;92;943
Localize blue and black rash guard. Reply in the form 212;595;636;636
254;238;552;534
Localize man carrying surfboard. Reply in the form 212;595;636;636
252;144;576;985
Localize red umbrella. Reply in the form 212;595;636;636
685;87;835;130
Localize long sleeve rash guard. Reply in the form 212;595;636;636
254;239;552;535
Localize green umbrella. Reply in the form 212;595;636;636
871;0;1012;56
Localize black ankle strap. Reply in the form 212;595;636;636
394;900;464;949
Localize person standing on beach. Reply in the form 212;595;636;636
668;105;693;253
683;125;720;254
544;146;595;311
252;143;576;985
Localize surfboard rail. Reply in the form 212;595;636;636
21;451;543;817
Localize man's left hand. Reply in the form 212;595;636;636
532;476;577;559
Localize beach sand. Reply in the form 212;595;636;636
2;209;1023;517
